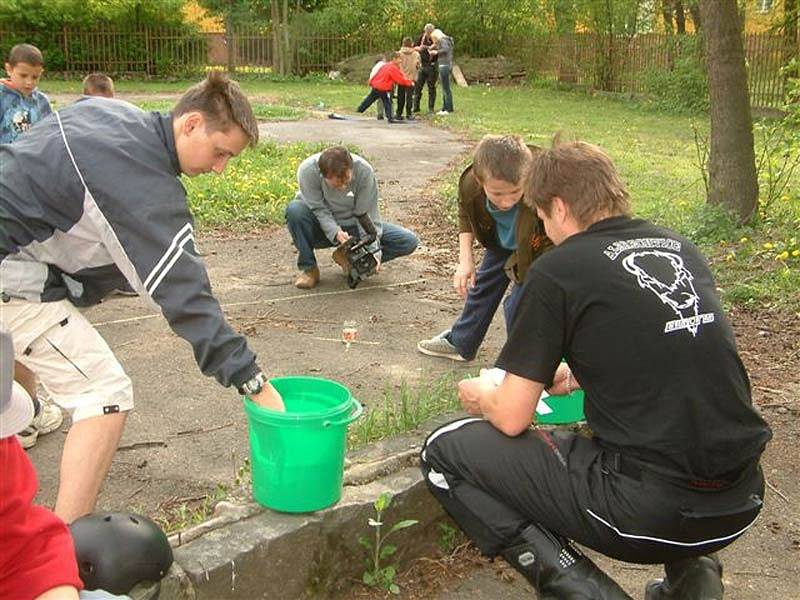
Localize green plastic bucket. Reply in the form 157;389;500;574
243;376;363;513
537;389;585;425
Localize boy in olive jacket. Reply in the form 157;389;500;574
418;135;550;361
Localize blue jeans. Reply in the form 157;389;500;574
438;64;454;112
285;199;419;271
357;88;394;120
447;247;522;360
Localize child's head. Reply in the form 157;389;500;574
402;37;413;48
392;51;403;64
4;43;44;97
473;135;535;211
83;72;114;98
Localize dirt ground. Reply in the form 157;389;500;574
28;108;800;598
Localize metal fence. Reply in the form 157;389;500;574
510;32;794;109
0;26;795;109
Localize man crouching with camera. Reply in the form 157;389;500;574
285;146;419;289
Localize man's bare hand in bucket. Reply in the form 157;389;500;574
252;382;286;412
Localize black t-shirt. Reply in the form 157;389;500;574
417;33;438;66
497;216;772;479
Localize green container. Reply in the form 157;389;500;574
243;376;363;513
537;389;586;425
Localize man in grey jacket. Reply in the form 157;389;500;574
285;146;419;289
0;72;283;523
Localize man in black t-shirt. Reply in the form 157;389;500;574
420;140;771;599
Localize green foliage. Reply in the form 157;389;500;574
359;491;418;595
0;0;185;28
437;521;461;554
183;140;327;228
348;373;461;448
0;0;198;73
644;36;708;112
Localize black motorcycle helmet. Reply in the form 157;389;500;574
69;512;174;594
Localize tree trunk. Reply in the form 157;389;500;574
674;0;686;33
225;12;235;74
271;1;282;75
662;0;674;33
699;0;758;223
282;0;291;75
785;0;799;79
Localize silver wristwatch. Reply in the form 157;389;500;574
238;371;266;396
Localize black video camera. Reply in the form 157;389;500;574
340;213;379;289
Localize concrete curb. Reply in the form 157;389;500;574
133;413;461;599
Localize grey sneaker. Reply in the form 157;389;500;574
417;331;467;361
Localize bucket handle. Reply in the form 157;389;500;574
323;398;363;427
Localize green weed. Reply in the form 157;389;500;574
348;373;461;449
359;491;418;595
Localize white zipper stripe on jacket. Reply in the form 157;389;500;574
56;111;146;299
56;111;89;189
586;508;759;547
146;228;193;295
143;222;193;289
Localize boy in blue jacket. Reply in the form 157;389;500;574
1;43;52;144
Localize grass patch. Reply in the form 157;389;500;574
183;140;326;227
348;373;461;449
130;99;306;120
147;483;230;534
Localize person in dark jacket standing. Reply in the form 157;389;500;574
412;23;438;114
0;72;284;524
420;139;771;599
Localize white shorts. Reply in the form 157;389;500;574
0;298;133;422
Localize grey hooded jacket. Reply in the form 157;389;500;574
0;97;259;389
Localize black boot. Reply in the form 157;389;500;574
500;524;633;599
645;555;723;600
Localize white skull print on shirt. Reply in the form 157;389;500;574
605;240;716;336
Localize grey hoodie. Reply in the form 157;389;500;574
0;97;259;389
435;36;454;67
295;152;383;259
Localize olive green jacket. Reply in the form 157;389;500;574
456;164;551;284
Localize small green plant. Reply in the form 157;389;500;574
359;491;418;595
437;521;461;554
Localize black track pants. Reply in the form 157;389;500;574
413;65;438;112
420;418;764;564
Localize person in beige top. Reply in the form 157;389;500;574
396;37;420;121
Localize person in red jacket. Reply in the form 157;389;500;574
356;51;414;123
0;327;84;600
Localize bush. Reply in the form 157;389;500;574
644;36;708;112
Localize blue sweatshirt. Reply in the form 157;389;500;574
0;81;52;144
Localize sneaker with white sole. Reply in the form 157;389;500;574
417;330;468;361
16;398;63;449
